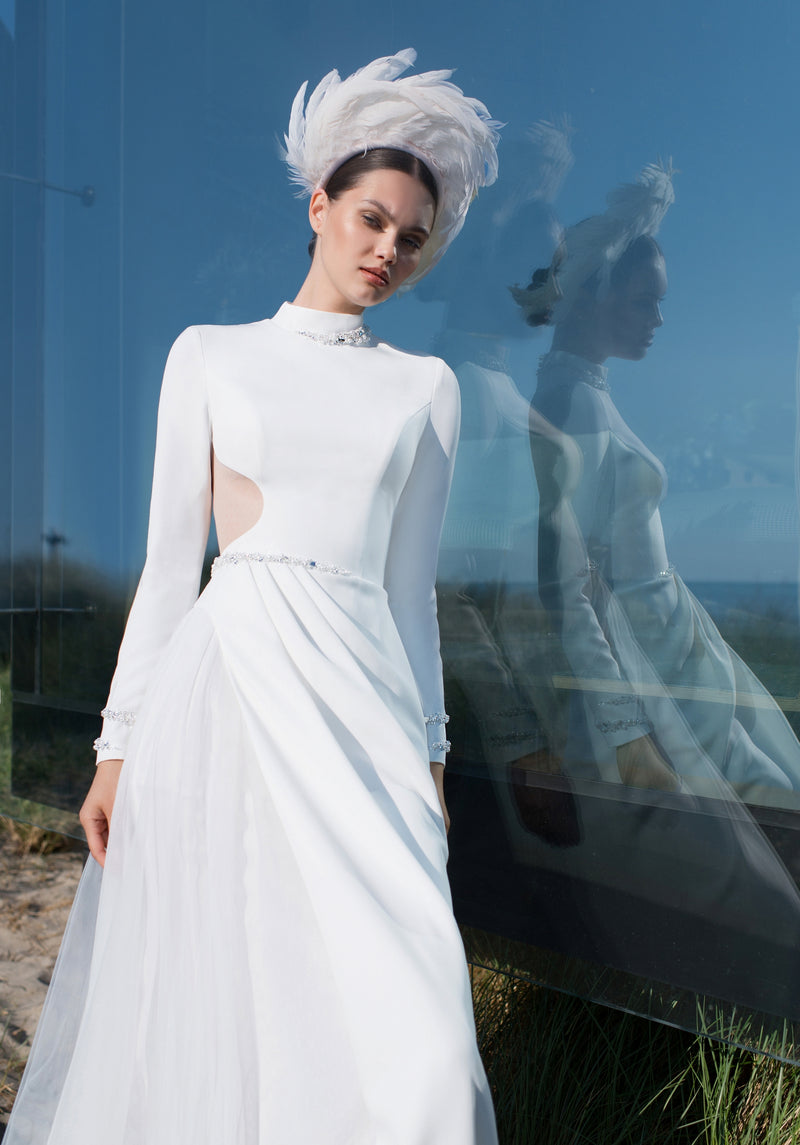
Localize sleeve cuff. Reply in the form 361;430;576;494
478;705;546;765
94;706;136;762
426;712;450;765
592;695;652;748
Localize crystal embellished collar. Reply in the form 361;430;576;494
538;350;610;392
295;324;372;347
271;301;373;347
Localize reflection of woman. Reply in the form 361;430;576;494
7;51;500;1144
520;165;800;807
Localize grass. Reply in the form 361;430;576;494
471;964;800;1144
0;664;80;841
0;816;78;857
0;1015;29;1130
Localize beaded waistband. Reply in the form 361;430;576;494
212;551;352;577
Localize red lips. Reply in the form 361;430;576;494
360;267;389;287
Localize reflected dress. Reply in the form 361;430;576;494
533;349;800;804
6;303;498;1145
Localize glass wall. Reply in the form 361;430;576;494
3;0;800;1055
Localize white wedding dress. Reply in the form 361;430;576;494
6;303;497;1145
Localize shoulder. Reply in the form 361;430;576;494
534;376;608;436
373;337;443;371
188;317;275;356
375;339;459;406
164;319;286;389
159;326;206;396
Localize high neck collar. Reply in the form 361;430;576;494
538;349;610;391
272;302;366;336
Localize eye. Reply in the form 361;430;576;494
401;235;422;252
362;214;382;229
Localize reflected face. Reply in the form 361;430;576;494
308;169;436;314
601;251;668;360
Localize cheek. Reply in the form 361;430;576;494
615;304;642;333
393;257;419;286
325;213;364;253
400;245;424;270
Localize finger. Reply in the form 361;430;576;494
82;811;109;867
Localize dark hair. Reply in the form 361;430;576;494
519;263;561;328
308;147;439;257
609;233;663;288
520;232;664;327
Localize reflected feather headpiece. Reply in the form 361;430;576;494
511;157;675;323
282;48;502;285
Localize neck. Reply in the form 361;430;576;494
292;265;365;316
551;323;609;366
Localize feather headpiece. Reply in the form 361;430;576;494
282;48;502;285
511;158;675;323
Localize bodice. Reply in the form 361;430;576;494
95;303;460;764
204;304;446;585
534;350;672;590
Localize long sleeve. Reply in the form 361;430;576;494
94;327;213;762
384;361;460;765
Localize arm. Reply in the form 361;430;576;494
95;326;213;759
531;406;661;774
82;327;212;862
384;361;460;782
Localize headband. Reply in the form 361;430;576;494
282;49;502;285
512;158;675;321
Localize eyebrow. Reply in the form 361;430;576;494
360;198;431;239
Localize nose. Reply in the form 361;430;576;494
375;231;398;264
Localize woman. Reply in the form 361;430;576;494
7;50;500;1145
518;163;800;806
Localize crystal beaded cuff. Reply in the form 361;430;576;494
94;705;137;763
426;713;451;764
101;707;136;726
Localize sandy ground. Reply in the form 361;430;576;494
0;829;86;1133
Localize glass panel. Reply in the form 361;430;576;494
3;0;800;1056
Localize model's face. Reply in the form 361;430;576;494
307;169;436;314
599;252;667;361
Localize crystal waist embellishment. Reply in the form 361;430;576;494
212;552;352;576
295;324;372;347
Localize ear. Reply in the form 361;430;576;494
308;188;330;236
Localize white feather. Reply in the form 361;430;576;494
280;49;501;285
556;159;675;312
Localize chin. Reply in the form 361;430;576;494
620;342;652;361
349;283;394;310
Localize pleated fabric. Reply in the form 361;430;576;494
7;563;497;1144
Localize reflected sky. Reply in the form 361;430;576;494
19;0;799;586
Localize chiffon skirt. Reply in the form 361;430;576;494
6;560;497;1145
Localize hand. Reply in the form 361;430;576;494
509;751;581;848
511;749;564;776
430;761;450;835
79;759;123;867
617;736;678;791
